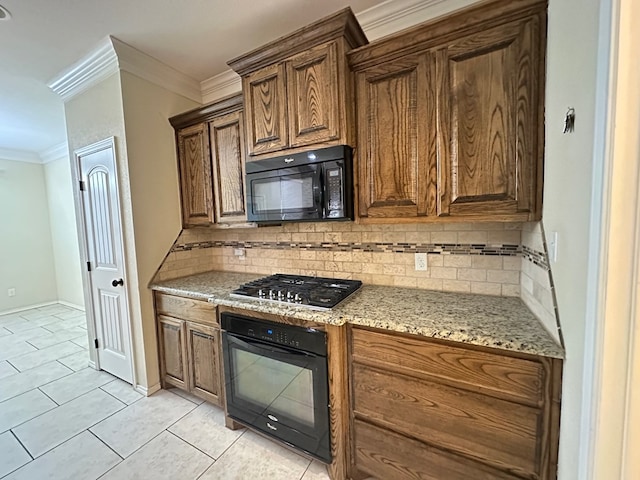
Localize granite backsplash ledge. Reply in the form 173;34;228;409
150;270;564;359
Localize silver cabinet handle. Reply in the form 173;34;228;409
266;422;278;431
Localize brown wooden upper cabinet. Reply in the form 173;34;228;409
228;8;368;160
349;0;547;222
170;94;249;227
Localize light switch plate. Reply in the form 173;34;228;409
415;253;427;271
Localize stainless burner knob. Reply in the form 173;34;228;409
258;289;265;297
286;291;295;301
294;293;303;303
277;290;285;300
269;289;277;299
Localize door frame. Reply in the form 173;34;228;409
73;136;136;386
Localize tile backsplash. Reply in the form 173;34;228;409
520;222;562;345
154;221;543;294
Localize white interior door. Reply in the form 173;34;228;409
77;138;133;383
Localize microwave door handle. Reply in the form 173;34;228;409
229;334;313;358
313;167;323;211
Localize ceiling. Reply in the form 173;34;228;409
0;0;386;159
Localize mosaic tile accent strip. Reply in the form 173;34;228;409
522;245;549;270
171;240;548;268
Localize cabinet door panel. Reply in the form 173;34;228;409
210;111;248;223
352;363;540;477
155;293;217;327
438;19;538;217
351;328;544;406
287;42;340;148
356;54;437;218
177;124;214;226
354;419;518;480
186;323;222;406
158;315;188;389
244;64;288;156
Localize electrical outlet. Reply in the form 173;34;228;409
7;288;15;297
548;232;558;263
414;253;427;271
233;248;246;261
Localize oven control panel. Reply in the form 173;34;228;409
221;313;326;356
249;326;301;348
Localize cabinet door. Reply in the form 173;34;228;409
186;322;222;406
437;18;541;218
243;63;288;156
157;315;188;389
356;54;438;219
209;111;248;223
287;42;340;148
177;123;214;226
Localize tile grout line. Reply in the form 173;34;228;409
36;387;60;407
165;429;217;462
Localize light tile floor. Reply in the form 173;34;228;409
0;304;331;480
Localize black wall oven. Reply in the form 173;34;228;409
221;313;331;463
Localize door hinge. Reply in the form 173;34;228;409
94;338;99;349
87;261;91;272
79;180;86;191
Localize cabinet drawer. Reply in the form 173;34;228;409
155;293;217;326
351;328;544;405
353;419;517;480
352;362;540;477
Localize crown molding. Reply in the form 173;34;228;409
47;37;118;101
48;36;201;103
111;37;201;103
0;148;41;164
198;0;481;103
40;142;70;164
357;0;481;41
201;70;241;104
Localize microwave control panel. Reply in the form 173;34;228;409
325;166;344;217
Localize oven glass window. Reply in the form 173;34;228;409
252;174;314;213
231;348;315;427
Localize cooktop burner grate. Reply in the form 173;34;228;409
230;274;362;310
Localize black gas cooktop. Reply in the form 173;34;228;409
230;274;362;310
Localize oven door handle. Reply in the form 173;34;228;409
228;334;315;358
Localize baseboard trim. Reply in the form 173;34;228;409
0;300;60;316
135;382;161;397
57;300;85;311
88;359;97;369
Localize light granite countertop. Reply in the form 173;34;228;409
150;270;564;358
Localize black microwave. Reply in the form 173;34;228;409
245;145;353;223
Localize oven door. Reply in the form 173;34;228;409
246;165;323;222
222;331;331;462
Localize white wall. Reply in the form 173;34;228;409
64;71;199;391
543;0;603;477
43;155;84;308
120;70;199;390
0;158;58;312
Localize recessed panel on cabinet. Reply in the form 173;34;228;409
356;54;437;218
186;323;222;405
352;362;540;477
210;111;248;223
177;124;214;226
157;315;188;389
437;19;539;218
354;419;518;480
244;63;288;156
287;42;340;148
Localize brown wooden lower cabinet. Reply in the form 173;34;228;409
348;327;562;480
155;293;223;407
